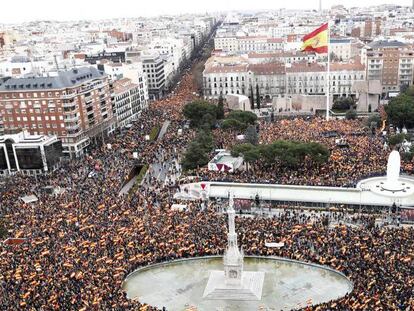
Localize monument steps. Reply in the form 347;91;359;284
203;194;265;301
203;288;261;300
203;271;265;301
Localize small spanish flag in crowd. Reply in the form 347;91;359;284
301;23;328;54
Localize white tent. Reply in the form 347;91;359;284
20;195;38;204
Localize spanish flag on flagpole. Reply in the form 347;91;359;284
301;22;331;120
301;23;329;54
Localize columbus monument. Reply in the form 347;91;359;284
203;194;265;300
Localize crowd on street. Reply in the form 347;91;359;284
1;69;413;311
203;118;395;187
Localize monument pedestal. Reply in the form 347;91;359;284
203;270;265;300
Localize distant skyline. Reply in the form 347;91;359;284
0;0;412;23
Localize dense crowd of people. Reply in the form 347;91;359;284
1;68;413;311
203;118;394;187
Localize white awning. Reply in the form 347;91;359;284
20;195;38;204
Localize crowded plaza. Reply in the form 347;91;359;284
1;68;414;310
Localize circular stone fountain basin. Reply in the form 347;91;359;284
123;256;353;311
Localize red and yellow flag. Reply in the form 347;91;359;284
301;23;328;54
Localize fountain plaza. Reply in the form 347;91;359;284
123;150;413;310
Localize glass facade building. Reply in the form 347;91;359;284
0;132;63;176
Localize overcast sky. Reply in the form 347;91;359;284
0;0;411;23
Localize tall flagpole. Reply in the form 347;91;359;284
326;21;331;121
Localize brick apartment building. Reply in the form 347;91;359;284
0;67;115;158
364;41;414;96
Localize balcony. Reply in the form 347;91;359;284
65;123;80;131
61;93;76;99
78;85;94;94
64;115;79;122
63;101;76;108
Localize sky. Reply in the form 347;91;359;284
0;0;412;23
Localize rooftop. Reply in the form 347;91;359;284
113;78;137;94
248;51;315;59
287;62;365;73
0;131;58;144
0;67;104;91
368;40;407;49
249;63;285;75
204;64;249;74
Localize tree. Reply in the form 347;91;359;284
388;133;407;147
385;94;414;128
245;125;258;145
183;101;218;128
196;129;214;151
306;142;330;164
333;97;355;111
232;140;329;169
201;113;216;130
222;118;246;131
227;110;257;125
217;95;225;119
250;85;255;110
403;144;414;161
366;114;381;128
345;108;357;120
181;130;214;171
231;143;260;171
401;84;410;95
181;142;210;171
256;84;261;110
222;111;257;131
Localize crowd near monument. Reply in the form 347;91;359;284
2;5;414;311
203;194;265;300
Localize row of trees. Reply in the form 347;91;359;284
385;86;414;128
181;130;214;171
231;140;330;169
182;100;259;171
249;85;261;110
387;133;409;147
386;133;414;161
222;110;258;131
332;97;356;111
183;100;224;129
183;100;258;132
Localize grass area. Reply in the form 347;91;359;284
128;164;149;196
149;126;161;141
136;164;149;184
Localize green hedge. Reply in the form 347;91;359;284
136;164;149;184
149;126;160;141
129;164;149;196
